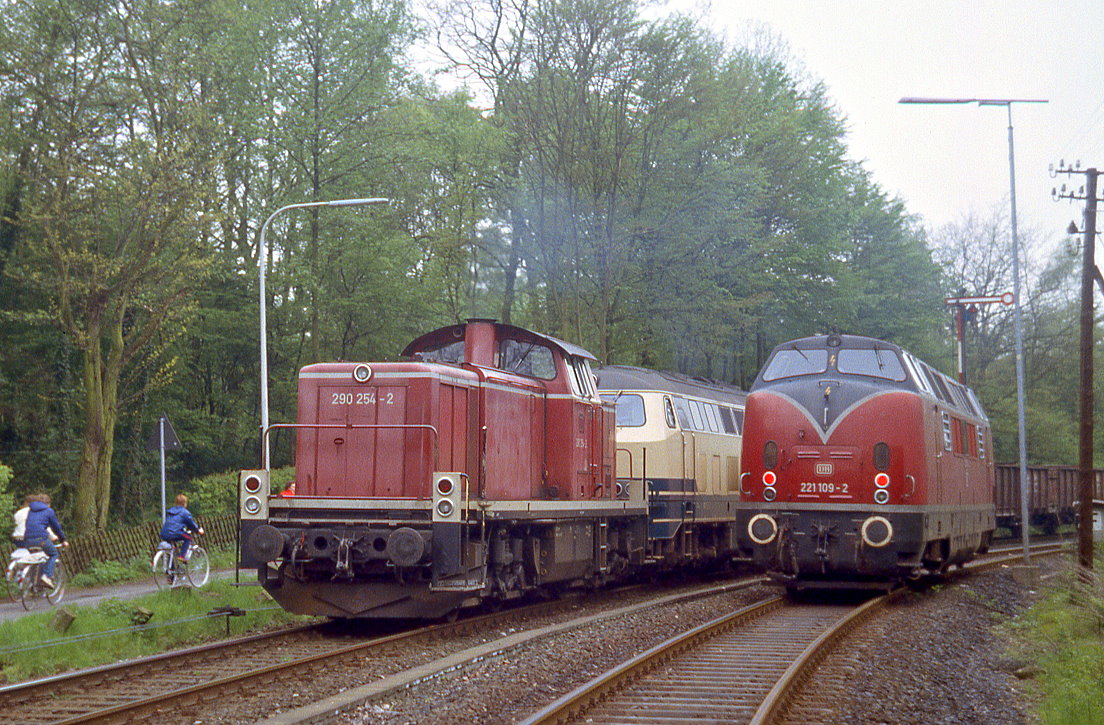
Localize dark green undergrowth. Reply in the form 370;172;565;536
68;546;238;588
0;579;311;682
1005;545;1104;724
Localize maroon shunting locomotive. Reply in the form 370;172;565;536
735;334;995;589
238;320;650;618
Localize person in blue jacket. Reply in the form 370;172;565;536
23;493;68;588
161;494;204;561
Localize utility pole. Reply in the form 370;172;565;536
1053;162;1102;571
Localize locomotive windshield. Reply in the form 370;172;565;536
601;393;646;427
836;349;907;381
761;349;828;381
499;339;557;379
417;340;464;364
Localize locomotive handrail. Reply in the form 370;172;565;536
904;474;916;499
615;447;636;480
263;423;440;471
740;471;751;495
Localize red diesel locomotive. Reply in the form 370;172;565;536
735;333;995;589
239;320;647;619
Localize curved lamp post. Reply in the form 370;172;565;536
258;197;389;468
899;96;1047;561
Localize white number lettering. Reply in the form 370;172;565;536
330;390;389;405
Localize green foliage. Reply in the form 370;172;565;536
186;467;296;518
1006;557;1104;724
0;579;309;682
69;556;150;588
0;0;1090;534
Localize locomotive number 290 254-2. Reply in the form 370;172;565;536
330;391;395;406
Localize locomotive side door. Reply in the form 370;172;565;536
567;356;603;497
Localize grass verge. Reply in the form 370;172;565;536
1005;546;1104;725
0;578;311;683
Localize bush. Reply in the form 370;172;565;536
185;466;294;518
69;556;150;588
1007;554;1104;724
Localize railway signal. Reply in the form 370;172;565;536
944;293;1014;384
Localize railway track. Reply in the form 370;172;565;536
521;542;1065;725
0;576;765;724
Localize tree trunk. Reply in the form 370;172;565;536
73;320;123;534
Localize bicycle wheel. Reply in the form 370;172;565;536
20;564;46;611
152;549;174;590
4;561;19;602
47;560;66;605
184;546;210;588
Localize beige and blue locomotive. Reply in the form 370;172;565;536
596;366;746;569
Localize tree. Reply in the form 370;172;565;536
2;0;221;532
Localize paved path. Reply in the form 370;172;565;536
0;569;249;622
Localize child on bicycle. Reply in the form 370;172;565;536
11;494;36;546
161;494;204;561
23;493;67;588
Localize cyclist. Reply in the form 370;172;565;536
11;493;36;546
23;493;67;588
161;493;204;562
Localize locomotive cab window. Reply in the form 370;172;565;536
664;397;677;428
902;353;932;395
417;340;465;364
567;356;596;398
672;396;692;429
762;348;829;380
601;393;645;427
499;339;556;379
836;348;906;381
719;406;740;435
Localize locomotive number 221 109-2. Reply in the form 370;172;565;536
798;481;850;495
330;391;395;406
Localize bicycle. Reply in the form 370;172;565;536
151;536;210;589
7;547;66;610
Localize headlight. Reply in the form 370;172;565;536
763;486;777;502
436;499;455;517
748;513;778;545
353;364;373;382
861;516;893;547
873;488;890;505
243;497;262;515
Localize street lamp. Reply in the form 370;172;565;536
899;96;1046;561
258;197;389;468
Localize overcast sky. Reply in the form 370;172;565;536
659;0;1104;251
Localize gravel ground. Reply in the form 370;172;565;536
184;578;772;724
333;562;1048;725
783;563;1048;725
343;582;777;725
